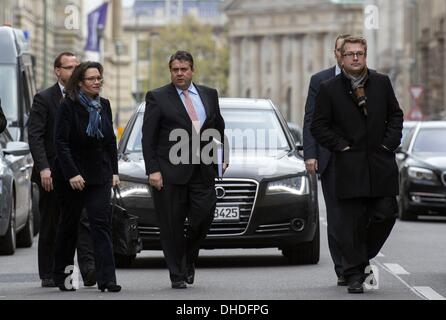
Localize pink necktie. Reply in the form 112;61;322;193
183;90;201;132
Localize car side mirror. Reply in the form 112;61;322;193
3;141;30;157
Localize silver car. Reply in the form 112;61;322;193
0;129;34;255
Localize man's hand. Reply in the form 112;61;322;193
40;168;53;192
149;172;163;191
112;175;120;188
305;159;318;175
69;175;85;191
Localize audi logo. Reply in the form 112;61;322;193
215;186;226;199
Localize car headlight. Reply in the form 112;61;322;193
407;167;438;182
118;180;151;197
266;176;309;195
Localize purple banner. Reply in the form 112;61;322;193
84;3;108;52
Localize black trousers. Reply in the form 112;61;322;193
152;166;217;283
320;159;344;278
53;180;116;287
37;185;95;281
334;197;397;281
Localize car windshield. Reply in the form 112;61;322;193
124;108;290;153
412;128;446;153
0;65;18;121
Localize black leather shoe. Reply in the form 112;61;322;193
41;279;57;288
337;276;348;286
171;281;187;289
58;284;76;292
83;271;97;287
347;280;364;294
185;264;195;285
98;282;121;293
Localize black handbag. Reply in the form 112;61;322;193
111;186;142;256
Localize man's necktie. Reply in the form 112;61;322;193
183;90;201;133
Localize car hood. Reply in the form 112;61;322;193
118;150;306;183
409;152;446;171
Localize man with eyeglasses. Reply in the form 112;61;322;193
303;34;351;287
28;52;96;288
311;37;403;294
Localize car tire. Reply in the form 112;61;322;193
282;220;320;265
0;193;17;255
17;209;34;248
114;254;136;268
398;195;417;221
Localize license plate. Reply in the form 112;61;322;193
214;206;240;221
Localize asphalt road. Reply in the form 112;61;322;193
1;183;445;301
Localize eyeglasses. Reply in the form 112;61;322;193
59;65;77;70
83;76;103;83
343;51;365;58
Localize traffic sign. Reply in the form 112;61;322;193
410;85;424;100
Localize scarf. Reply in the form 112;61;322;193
78;90;104;139
343;67;369;116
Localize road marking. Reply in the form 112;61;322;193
373;260;426;300
413;287;446;300
383;263;410;275
319;217;328;227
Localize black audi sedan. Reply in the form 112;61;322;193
115;98;319;266
397;121;446;220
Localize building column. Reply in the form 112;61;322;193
250;36;262;98
229;37;241;97
271;35;283;107
291;35;303;125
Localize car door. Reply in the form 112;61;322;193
1;132;31;227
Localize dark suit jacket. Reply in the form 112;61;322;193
53;96;118;186
28;83;63;183
303;67;336;175
311;71;403;199
142;83;226;186
0;99;6;133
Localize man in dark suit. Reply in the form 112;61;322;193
28;52;96;288
142;50;227;289
0;99;6;133
303;34;350;286
311;37;403;294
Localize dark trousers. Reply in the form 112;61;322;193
37;185;95;280
320;159;344;278
335;197;397;281
152;166;217;282
53;180;116;287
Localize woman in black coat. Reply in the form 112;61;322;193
53;61;121;292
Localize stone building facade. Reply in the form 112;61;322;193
223;0;364;125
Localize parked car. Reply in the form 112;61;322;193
0;129;34;255
396;121;446;220
114;98;319;267
0;26;40;235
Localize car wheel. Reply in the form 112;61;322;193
398;195;417;221
0;193;17;255
282;220;320;265
17;208;34;248
114;254;136;268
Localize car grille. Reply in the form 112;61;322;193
138;179;259;237
255;222;291;234
208;179;258;237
